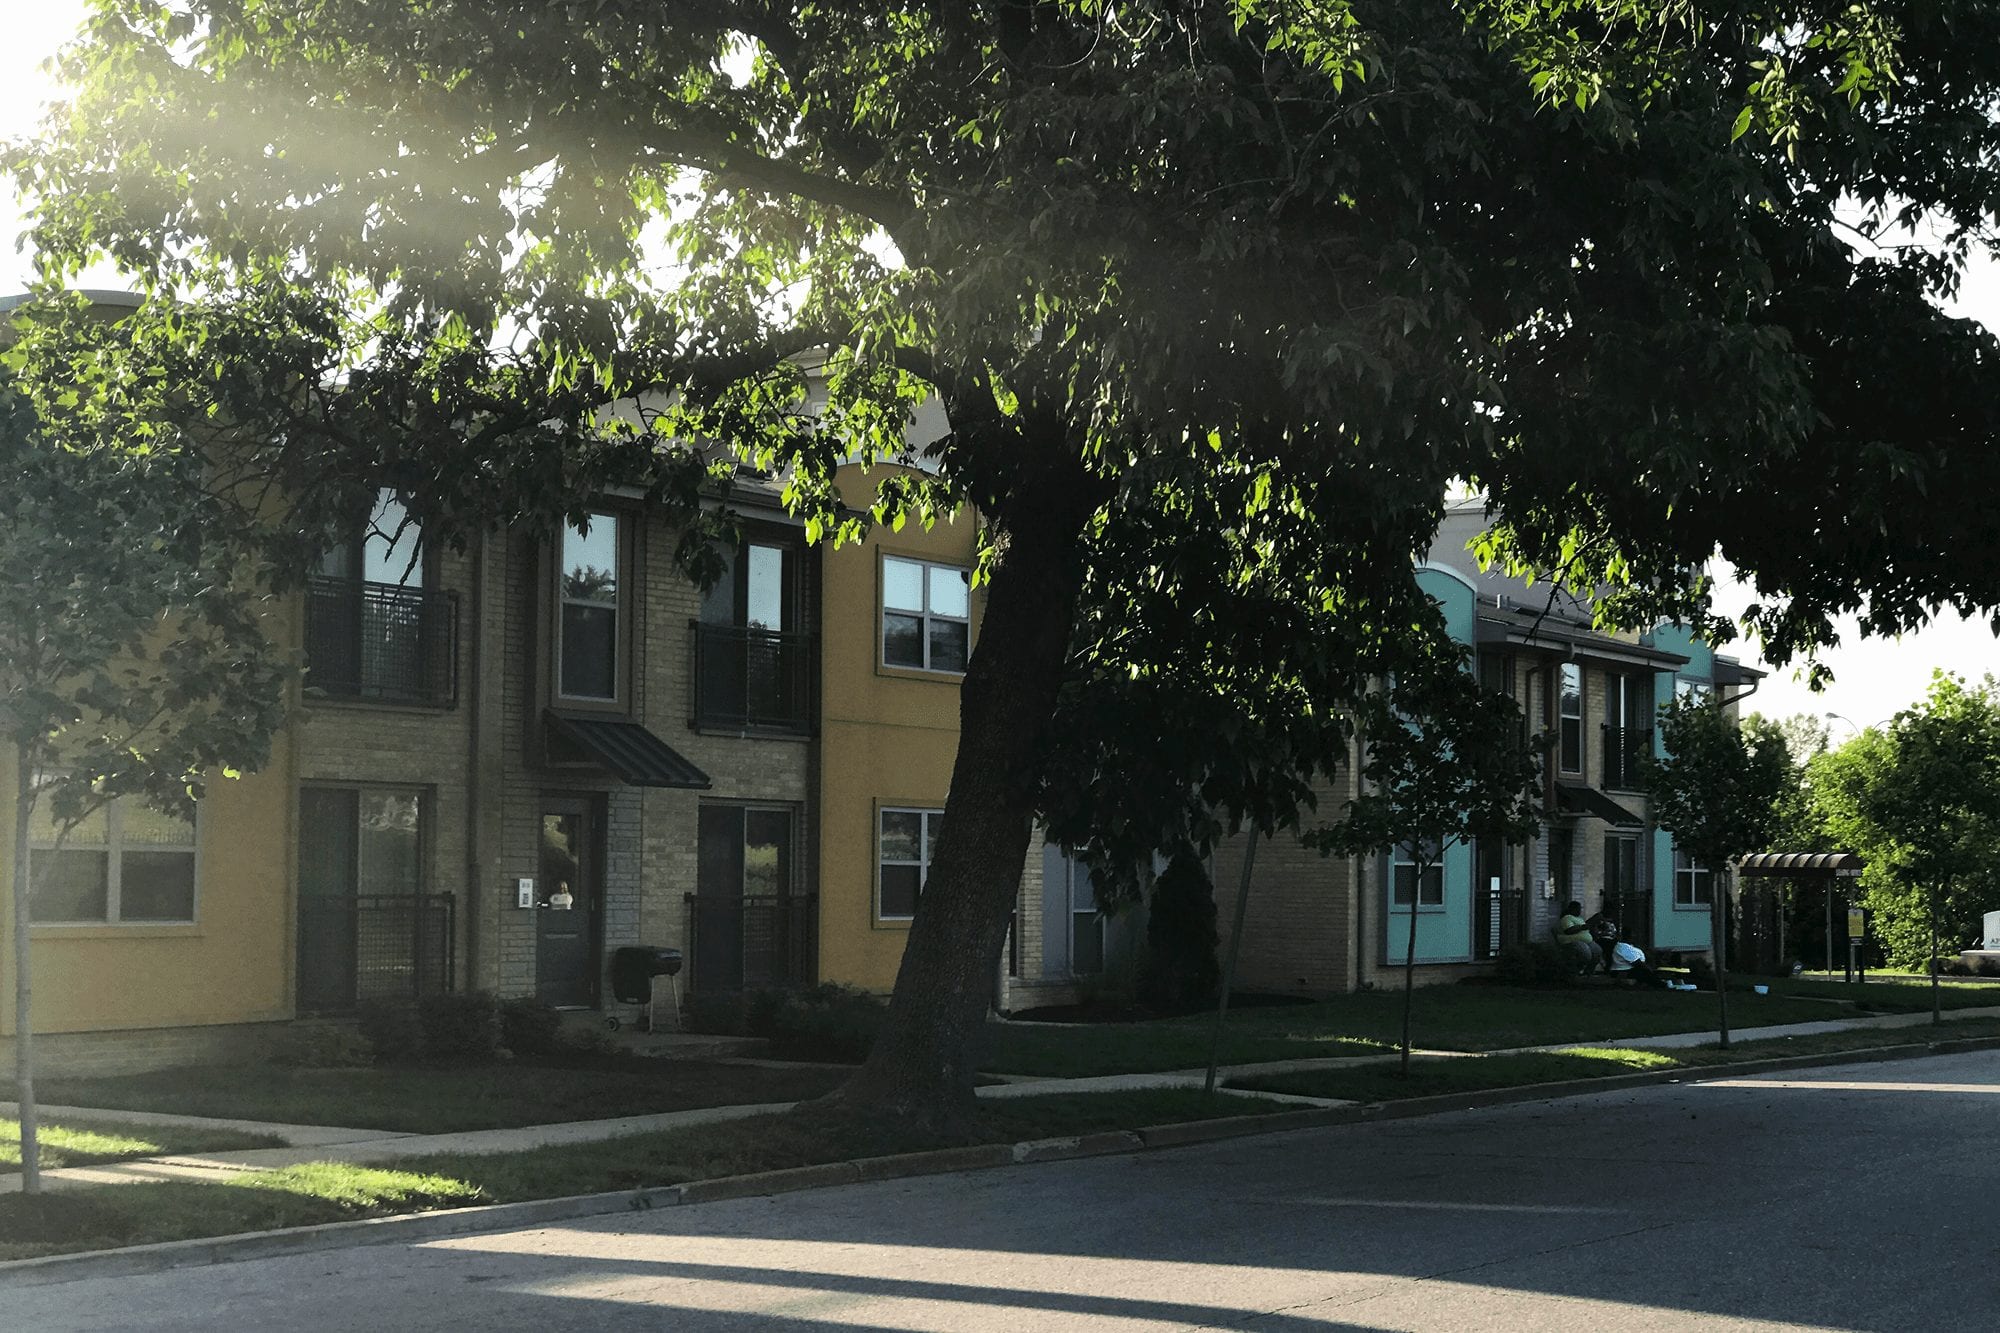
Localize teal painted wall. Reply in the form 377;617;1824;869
1416;566;1478;644
1383;837;1475;963
1644;623;1718;950
1380;568;1481;963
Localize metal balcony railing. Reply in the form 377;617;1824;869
305;576;459;707
689;621;814;734
1601;725;1653;790
297;892;456;1013
1474;884;1530;961
684;892;818;993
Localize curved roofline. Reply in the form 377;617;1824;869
0;289;145;314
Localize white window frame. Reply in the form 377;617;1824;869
1389;836;1446;911
28;794;200;925
880;555;972;674
556;511;624;703
1558;662;1584;775
877;806;945;922
1673;849;1714;909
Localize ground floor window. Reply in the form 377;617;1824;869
878;807;943;921
28;793;197;924
1389;836;1445;909
693;803;805;992
1674;849;1714;907
297;785;448;1010
1064;856;1104;975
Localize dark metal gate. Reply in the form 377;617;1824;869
297;893;456;1011
684;893;818;992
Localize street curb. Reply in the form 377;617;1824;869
4;1034;1995;1289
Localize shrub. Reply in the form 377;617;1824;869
1493;941;1576;986
269;1022;372;1068
497;995;567;1059
682;989;751;1036
1138;852;1221;1012
355;999;425;1063
765;984;885;1063
415;991;504;1063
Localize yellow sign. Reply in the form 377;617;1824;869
1847;907;1867;939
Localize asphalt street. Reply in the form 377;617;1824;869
6;1050;1997;1331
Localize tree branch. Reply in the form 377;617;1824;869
636;126;914;232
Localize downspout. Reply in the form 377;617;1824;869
1351;722;1368;991
1522;657;1545;931
462;529;488;993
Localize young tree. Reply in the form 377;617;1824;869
13;2;2000;1125
1314;665;1543;1075
1644;694;1792;1047
1816;675;2000;1016
0;322;291;1192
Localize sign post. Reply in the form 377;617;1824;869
1846;906;1867;984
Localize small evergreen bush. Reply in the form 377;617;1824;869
497;995;567;1059
355;999;425;1063
414;990;504;1062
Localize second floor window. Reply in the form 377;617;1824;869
559;514;621;702
319;489;424;589
1558;662;1583;773
306;489;456;707
882;556;970;673
695;542;809;732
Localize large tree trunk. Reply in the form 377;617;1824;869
829;499;1084;1128
11;744;41;1192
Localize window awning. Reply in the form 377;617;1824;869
544;712;712;789
1554;782;1644;828
1735;852;1866;877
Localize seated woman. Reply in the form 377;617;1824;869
1555;900;1601;974
1590;911;1669;988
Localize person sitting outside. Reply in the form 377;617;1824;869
1556;900;1602;974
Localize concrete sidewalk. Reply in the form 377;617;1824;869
0;1102;389;1148
1;1101;798;1195
10;1000;1993;1196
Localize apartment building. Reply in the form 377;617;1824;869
1220;502;1761;995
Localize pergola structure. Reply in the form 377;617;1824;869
1735;852;1867;975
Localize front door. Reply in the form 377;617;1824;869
537;799;600;1007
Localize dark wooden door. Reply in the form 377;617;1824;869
537;800;600;1007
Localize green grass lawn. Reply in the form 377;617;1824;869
979;984;1846;1077
1759;976;2000;1012
0;1090;1283;1262
2;1117;281;1173
5;1059;853;1135
1230;1015;2000;1102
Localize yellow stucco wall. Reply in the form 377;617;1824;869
1;748;296;1036
816;463;981;992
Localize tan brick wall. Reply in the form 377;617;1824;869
297;511;815;1013
1213;772;1363;997
0;1021;292;1078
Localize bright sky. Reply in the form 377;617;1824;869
4;1;1995;726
